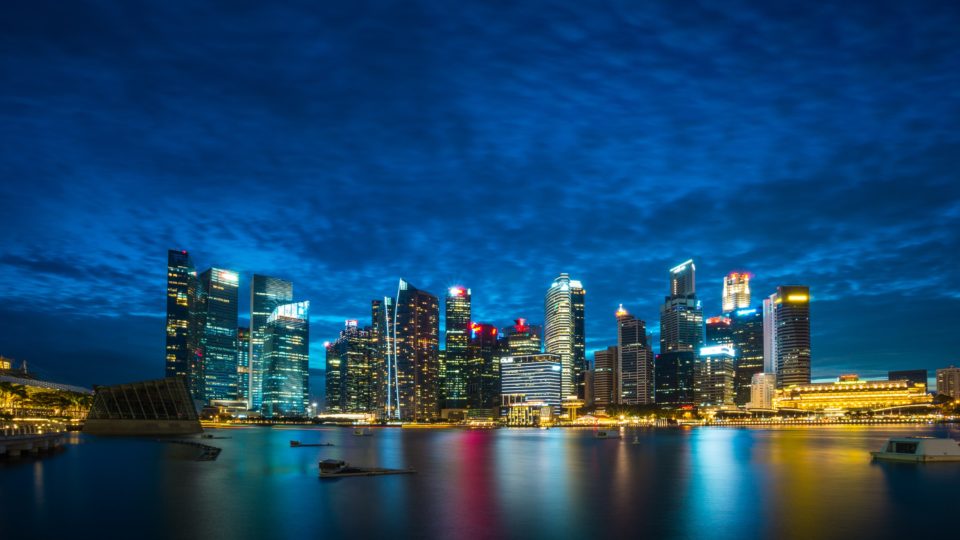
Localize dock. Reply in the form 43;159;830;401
1;422;68;458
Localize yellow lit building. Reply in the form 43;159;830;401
774;374;932;412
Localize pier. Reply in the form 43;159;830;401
0;421;68;458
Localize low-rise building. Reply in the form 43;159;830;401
774;374;932;413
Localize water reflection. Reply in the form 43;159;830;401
1;425;958;539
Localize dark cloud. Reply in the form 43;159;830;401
1;0;959;386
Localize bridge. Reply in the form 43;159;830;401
0;421;67;458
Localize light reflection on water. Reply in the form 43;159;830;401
1;425;957;539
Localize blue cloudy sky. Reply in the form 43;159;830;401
1;0;958;388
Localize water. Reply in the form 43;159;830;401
2;425;958;539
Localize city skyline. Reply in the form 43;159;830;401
1;1;959;389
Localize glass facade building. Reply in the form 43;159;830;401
773;286;811;388
236;327;250;405
654;351;696;406
617;306;654;405
730;307;764;405
390;279;440;422
249;275;293;412
443;286;471;409
500;354;563;413
544;274;585;399
165;250;196;380
468;322;502;409
331;320;378;412
660;260;704;354
194;268;240;403
504;319;542;356
722;272;751;313
262;301;310;417
695;345;736;407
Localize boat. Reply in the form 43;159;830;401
318;459;415;478
353;427;373;437
290;440;334;447
595;430;621;439
871;437;960;463
631;435;640;445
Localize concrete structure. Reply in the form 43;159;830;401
544;274;586;399
1;422;67;458
748;373;776;410
936;366;960;399
83;378;201;435
618;306;654;405
592;346;618;407
500;354;562;413
774;375;932;412
660;260;704;353
722;272;751;313
695;345;736;407
888;369;928;390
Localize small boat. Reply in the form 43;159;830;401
595;430;621;439
318;459;415;478
631;435;640;444
290;440;334;447
353;427;373;437
871;437;960;463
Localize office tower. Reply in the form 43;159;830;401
889;369;928;390
730;307;764;406
390;279;440;421
236;327;250;405
324;342;341;413
695;345;736;407
705;316;733;346
660;260;704;353
261;301;310;417
772;286;811;388
592;346;619;407
748;372;776;409
249;275;293;411
165;250;196;379
936;366;960;399
545;273;586;399
584;365;594;407
654;351;696;406
618;305;654;405
466;323;502;410
722;272;751;313
443;286;471;409
505;319;542;355
500;354;563;413
762;294;777;374
371;297;393;416
194;268;240;402
331;320;377;412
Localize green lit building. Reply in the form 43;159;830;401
194;268;240;402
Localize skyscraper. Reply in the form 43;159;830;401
236;327;250;405
730;307;764;405
617;305;654;405
194;268;240;402
371;297;393;418
592;346;618;407
660;260;704;353
695;345;736;407
762;293;777;374
390;279;440;421
722;272;751;313
468;322;502;410
936;366;960;399
544;273;585;399
654;351;697;406
262;301;310;417
324;341;341;413
443;286;471;409
500;354;563;413
165;250;196;380
773;286;811;388
705;316;733;346
249;275;293;411
504;319;542;356
331;320;377;412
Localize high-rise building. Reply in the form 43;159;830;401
468;323;502;409
443;286;471;409
237;327;250;405
654;351;696;406
500;354;563;413
705;316;733;346
748;372;776;410
389;279;440;421
371;297;393;417
730;307;764;406
194;268;240;402
617;305;654;405
936;366;960;399
249;275;293;411
504;319;542;356
324;341;341;413
889;369;928;390
695;345;736;407
772;286;811;388
660;260;704;353
165;250;196;380
592;346;618;407
722;272;751;313
545;273;586;399
331;320;377;412
261;301;310;417
762;293;777;374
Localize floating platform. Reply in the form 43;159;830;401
319;459;415;478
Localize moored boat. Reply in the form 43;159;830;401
871;437;960;463
595;430;621;439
